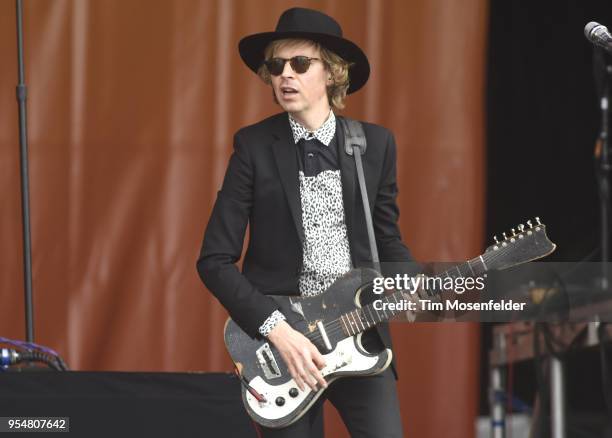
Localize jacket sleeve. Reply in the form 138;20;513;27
196;131;280;338
373;130;420;276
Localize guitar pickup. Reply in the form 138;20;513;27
316;321;333;352
256;343;282;380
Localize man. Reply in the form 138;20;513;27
197;7;413;437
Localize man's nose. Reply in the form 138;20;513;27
281;60;295;77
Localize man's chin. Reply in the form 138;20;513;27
280;102;303;114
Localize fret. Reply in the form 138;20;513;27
373;303;383;322
385;296;396;319
346;313;357;335
365;308;373;328
427;276;439;297
366;304;376;325
390;293;399;305
479;255;487;271
424;280;433;297
359;308;371;329
346;314;356;336
392;293;403;317
347;311;355;333
472;257;485;275
354;310;365;331
363;309;371;329
356;309;365;329
349;311;359;334
396;296;404;317
394;291;402;303
380;299;389;320
466;258;476;275
339;314;348;336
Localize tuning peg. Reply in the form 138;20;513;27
494;235;499;244
527;220;533;228
518;224;525;232
511;228;516;236
535;216;541;225
502;232;507;240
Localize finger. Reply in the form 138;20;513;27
303;372;318;391
306;363;327;388
293;361;309;391
294;374;306;392
286;363;305;391
301;360;322;390
290;367;305;391
311;350;326;370
298;350;319;389
311;369;327;388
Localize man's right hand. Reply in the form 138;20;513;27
267;320;328;392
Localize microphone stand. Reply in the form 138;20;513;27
15;0;35;342
596;57;612;292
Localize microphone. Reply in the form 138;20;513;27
0;348;21;367
0;348;60;369
585;22;612;53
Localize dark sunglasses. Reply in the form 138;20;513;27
264;56;323;76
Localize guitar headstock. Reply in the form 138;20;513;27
483;217;556;271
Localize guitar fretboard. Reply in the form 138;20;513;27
337;255;489;337
303;223;552;341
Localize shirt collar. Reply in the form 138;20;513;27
288;111;336;146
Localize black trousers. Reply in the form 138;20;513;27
257;333;404;438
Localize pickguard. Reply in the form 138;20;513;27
245;336;391;422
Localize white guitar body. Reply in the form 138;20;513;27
244;334;391;425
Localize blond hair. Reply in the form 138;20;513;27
256;38;352;110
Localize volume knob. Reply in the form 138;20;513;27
276;397;286;406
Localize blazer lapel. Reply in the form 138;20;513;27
336;117;356;246
271;115;305;244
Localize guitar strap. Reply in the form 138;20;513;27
339;117;381;274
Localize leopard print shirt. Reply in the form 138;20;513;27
258;112;352;337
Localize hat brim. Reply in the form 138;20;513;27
238;31;370;94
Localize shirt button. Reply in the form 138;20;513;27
307;152;314;158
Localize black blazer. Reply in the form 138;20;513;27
196;112;414;372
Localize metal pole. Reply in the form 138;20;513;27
490;367;506;438
490;331;506;438
15;0;35;342
550;357;566;438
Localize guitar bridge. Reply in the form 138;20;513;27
256;343;281;380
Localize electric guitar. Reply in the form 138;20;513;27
224;218;556;428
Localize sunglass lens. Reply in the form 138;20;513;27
290;56;311;73
265;58;285;76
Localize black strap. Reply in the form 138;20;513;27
339;117;381;274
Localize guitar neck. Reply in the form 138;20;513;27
310;220;555;339
337;255;490;337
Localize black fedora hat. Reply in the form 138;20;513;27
238;7;370;94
